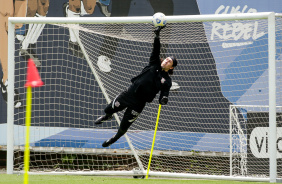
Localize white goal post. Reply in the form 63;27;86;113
6;12;281;182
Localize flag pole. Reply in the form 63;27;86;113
24;59;44;184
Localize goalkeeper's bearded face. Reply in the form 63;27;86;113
161;57;174;72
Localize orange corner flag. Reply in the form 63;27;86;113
25;59;44;88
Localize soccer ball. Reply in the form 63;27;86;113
152;12;167;27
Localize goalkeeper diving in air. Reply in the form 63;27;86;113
95;25;177;147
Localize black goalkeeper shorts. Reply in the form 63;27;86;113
104;90;146;131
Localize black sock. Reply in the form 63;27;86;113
110;128;126;143
106;113;113;117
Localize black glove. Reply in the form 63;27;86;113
159;96;168;105
154;25;166;37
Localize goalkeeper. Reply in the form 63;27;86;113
95;25;177;147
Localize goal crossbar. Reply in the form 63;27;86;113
8;12;273;24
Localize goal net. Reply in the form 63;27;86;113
230;105;282;178
6;13;282;180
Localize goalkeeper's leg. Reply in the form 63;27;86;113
95;90;144;125
102;107;142;147
94;92;128;125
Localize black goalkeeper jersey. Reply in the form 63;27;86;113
128;36;172;103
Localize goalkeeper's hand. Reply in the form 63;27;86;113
154;25;166;37
159;96;168;105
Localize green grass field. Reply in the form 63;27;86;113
0;174;271;184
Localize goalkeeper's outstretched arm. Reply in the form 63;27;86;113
149;26;166;65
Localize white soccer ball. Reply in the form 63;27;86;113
152;12;167;27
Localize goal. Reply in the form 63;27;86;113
230;105;282;179
5;12;281;182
